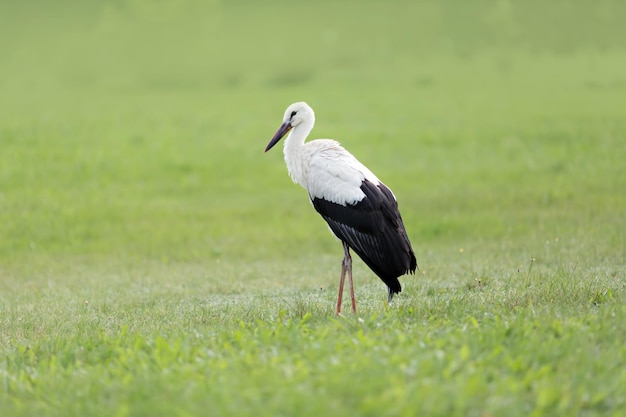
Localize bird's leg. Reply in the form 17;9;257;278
342;241;357;313
336;254;347;315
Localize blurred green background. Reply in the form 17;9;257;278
1;0;625;273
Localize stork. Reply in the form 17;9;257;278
264;102;417;315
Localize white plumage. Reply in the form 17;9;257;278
265;101;417;314
279;104;379;203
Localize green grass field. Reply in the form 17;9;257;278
1;1;626;415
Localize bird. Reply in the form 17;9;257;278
264;102;417;314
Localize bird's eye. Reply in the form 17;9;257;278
290;111;297;118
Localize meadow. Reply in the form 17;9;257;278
1;1;625;415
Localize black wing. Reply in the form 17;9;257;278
311;179;417;295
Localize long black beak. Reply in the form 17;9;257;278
264;122;292;152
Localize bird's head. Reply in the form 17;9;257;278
264;102;315;152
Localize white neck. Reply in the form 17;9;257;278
283;117;314;188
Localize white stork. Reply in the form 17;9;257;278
264;102;417;314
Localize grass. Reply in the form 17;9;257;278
1;0;626;416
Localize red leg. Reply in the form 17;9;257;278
346;254;356;313
340;242;357;314
336;260;346;315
